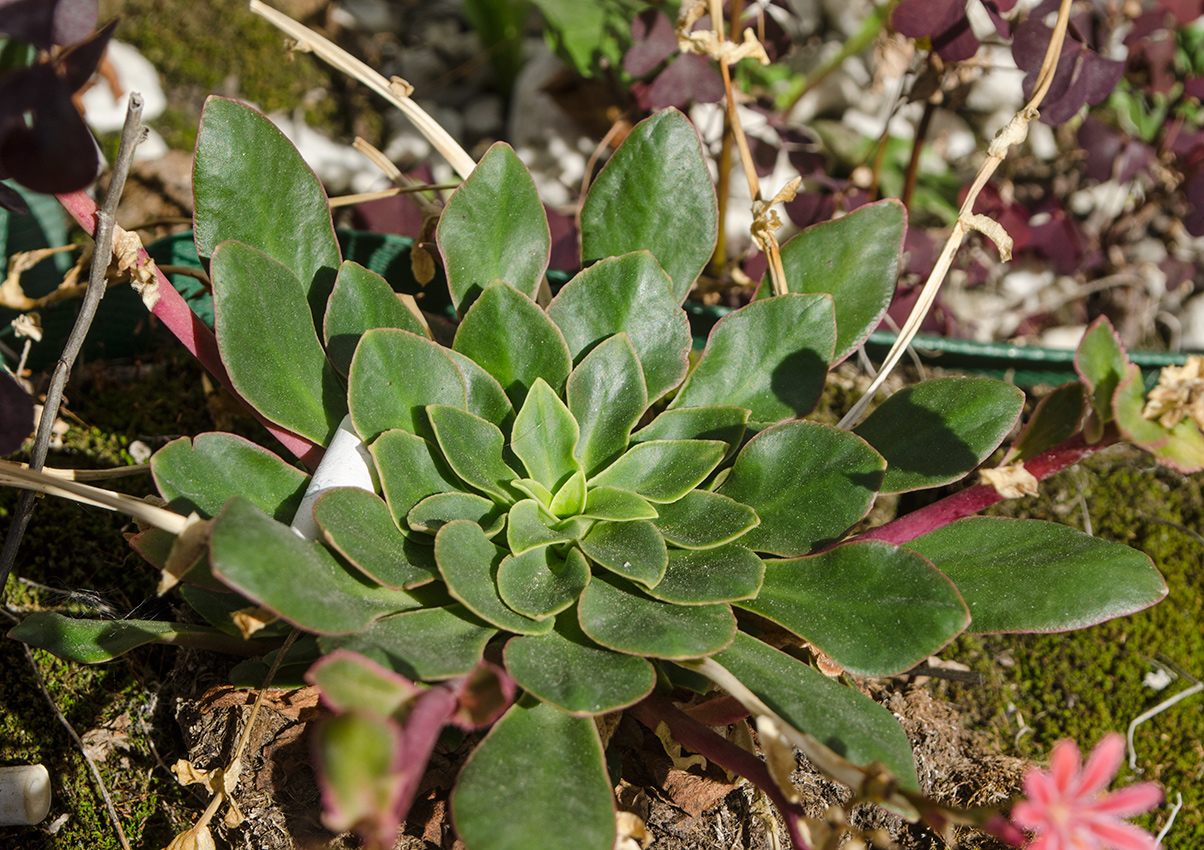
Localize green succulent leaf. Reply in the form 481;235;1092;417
453;280;573;409
718;421;884;556
438;142;550;313
506;499;577;555
152;432;308;521
580;486;658;521
497;546;591;620
324;260;426;375
852;377;1024;494
589;439;726;503
210;497;424;634
313;711;403;846
740;542;969;676
651;489;759;549
643;545;764;605
579;520;668;587
371;428;463;528
504;611;656;714
211;240;345;445
549;469;588;517
453;698;615;850
513;477;555;507
320;605;495;680
307;650;421;717
445;349;515;427
713;632;920;791
567;333;648;477
194;97;340;319
907;517;1168;633
1075;315;1127;432
1113;362;1204;474
577;573;735;659
179;585;291;638
632;406;749;458
313;487;439;588
670;294;836;424
349;328;468;442
1007;382;1086;463
428;404;518;504
408;491;506;537
434;520;553;635
775;199;905;362
511;378;580;492
580;109;717;304
7;612;256;664
547;251;691;400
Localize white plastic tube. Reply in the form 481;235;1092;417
290;414;379;542
0;764;51;826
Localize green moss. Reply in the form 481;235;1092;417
936;447;1204;843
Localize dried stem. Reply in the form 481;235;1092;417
0;95;144;594
837;0;1075;430
249;0;476;180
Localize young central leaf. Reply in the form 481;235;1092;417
507;499;579;555
588;439;725;503
511;378;580;492
567;333;648;477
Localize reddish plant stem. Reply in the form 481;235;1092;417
630;695;812;850
855;432;1111;546
393;686;459;828
56;190;322;468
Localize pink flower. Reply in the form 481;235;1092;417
1011;733;1163;850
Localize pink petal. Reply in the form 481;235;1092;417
1048;738;1082;792
1022;770;1058;808
1087;783;1164;818
1075;733;1125;797
1080;817;1159;850
1011;800;1048;831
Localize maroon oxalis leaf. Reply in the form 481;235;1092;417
1014;20;1123;124
634;53;723;111
0;371;34;455
893;0;980;62
624;9;677;77
0;0;97;49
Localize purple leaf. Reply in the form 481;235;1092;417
0;370;33;455
0;0;97;49
625;9;677;77
1183;169;1204;236
893;0;981;61
449;661;515;730
637;53;723;111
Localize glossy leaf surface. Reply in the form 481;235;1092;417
506;499;576;555
740;542;968;676
547;251;691;400
211;240;344;445
580;109;716;304
1008;382;1085;463
589;439;725;503
453;699;615;850
578;574;735;659
497;546;591;620
718;421;884;556
211;497;422;634
446;349;514;427
152;432;308;521
453;281;573;408
324;260;425;375
407;491;505;537
651;489;758;549
194;97;340;316
632;406;749;457
428;405;517;503
434;521;552;635
511;379;580;492
714;633;919;790
776;199;905;362
644;545;764;605
504;613;656;714
853;377;1024;494
908;517;1168;633
580;486;658;521
349;329;467;441
567;333;647;477
320;605;494;680
579;519;668;587
314;487;439;588
671;295;835;424
371;428;462;528
438;142;550;313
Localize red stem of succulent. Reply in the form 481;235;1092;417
854;431;1112;546
630;695;813;850
55;190;323;469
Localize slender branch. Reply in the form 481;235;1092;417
0;96;144;594
630;696;812;849
853;432;1107;545
837;0;1075;429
